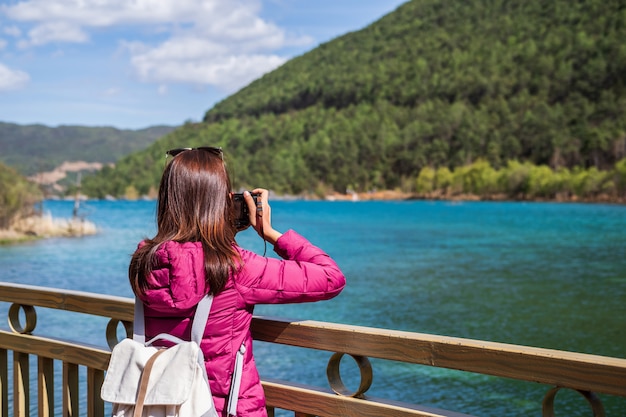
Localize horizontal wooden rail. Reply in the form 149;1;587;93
1;281;625;417
261;379;473;417
0;331;111;370
251;316;626;398
0;282;134;322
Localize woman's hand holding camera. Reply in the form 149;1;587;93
244;189;282;245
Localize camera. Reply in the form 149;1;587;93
232;192;260;230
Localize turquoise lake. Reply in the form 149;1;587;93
1;199;625;416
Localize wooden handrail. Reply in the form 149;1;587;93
1;282;625;417
0;282;134;321
251;316;626;397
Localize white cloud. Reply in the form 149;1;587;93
3;0;200;26
131;44;287;92
1;0;311;90
0;63;30;91
21;22;89;47
2;0;290;47
0;39;6;50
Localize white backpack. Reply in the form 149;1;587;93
101;295;245;417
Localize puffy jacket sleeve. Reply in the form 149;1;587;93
235;229;346;305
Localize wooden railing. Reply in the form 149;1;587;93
1;282;625;417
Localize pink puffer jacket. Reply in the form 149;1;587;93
136;230;346;417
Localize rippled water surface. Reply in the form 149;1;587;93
1;199;625;416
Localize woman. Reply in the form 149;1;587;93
128;147;346;417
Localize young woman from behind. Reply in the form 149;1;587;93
128;147;346;416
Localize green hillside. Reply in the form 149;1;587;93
82;0;626;199
0;162;42;229
0;122;175;176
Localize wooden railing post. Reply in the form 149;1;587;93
1;348;8;417
87;368;105;417
38;356;55;417
14;351;30;417
63;362;79;417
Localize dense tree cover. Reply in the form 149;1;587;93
206;0;626;170
0;162;42;229
0;122;175;176
82;0;626;199
79;111;626;201
415;157;626;200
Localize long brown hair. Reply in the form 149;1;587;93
129;149;239;296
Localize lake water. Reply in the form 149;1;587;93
1;199;625;416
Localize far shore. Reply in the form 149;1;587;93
88;189;626;204
324;190;626;204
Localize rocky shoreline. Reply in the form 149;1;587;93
0;213;98;244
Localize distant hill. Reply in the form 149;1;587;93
0;122;176;176
82;0;626;199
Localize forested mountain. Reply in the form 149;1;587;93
0;122;175;176
82;0;626;199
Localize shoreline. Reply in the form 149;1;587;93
43;190;626;204
0;213;98;245
324;190;626;204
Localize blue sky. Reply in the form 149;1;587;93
0;0;407;130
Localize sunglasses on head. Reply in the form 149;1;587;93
165;147;223;160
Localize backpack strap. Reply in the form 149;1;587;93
133;297;146;343
227;343;246;416
133;294;213;344
133;348;167;417
191;294;213;345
